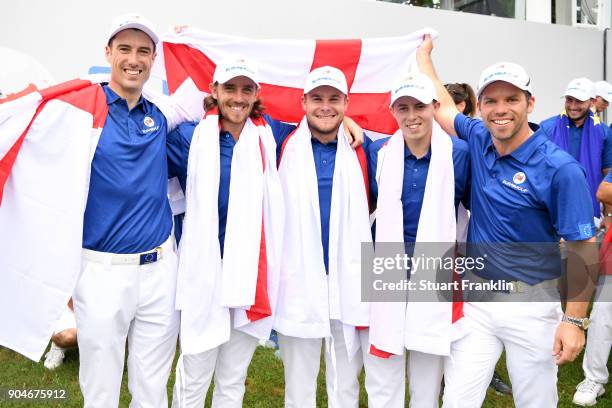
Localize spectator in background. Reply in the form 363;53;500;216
445;82;477;117
593;81;612;119
540;78;612;227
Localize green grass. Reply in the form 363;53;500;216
0;344;610;407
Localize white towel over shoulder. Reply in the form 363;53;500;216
176;111;284;355
274;117;372;359
369;122;466;357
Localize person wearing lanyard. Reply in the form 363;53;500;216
540;78;612;227
417;34;597;407
73;14;180;408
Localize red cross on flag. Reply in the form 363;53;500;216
154;27;436;135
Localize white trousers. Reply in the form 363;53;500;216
583;275;612;384
442;300;562;408
277;333;322;408
172;328;259;408
73;237;180;408
360;330;406;408
407;351;444;408
277;320;363;408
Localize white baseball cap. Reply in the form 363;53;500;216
594;80;612;102
108;13;159;45
213;55;260;88
304;66;348;95
390;72;436;107
477;62;533;98
564;77;594;102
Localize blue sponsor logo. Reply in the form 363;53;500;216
139;251;158;265
579;223;593;239
394;83;425;93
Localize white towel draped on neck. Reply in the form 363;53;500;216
369;122;466;357
274;117;372;359
176;110;284;355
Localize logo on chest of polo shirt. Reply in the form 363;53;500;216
143;116;155;128
501;171;529;193
512;172;526;184
141;116;160;134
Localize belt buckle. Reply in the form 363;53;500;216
139;247;162;265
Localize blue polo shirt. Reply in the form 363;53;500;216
605;171;612;183
368;136;471;242
455;114;595;284
310;137;337;271
167;115;294;256
280;133;371;272
83;85;172;254
540;115;612;169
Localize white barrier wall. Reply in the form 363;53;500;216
2;0;609;121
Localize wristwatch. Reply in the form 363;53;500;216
562;315;590;330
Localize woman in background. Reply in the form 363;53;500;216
444;82;477;118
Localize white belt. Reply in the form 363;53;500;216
82;238;172;266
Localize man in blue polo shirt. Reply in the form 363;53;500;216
72;14;180;408
540;78;612;226
367;73;470;407
417;35;597;407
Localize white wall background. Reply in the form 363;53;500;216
2;0;610;122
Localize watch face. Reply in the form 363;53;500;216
583;318;590;330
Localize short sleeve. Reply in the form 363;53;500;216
549;162;596;241
167;121;197;186
454;113;488;144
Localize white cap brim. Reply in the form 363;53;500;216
215;73;260;88
304;81;347;95
477;78;531;99
564;90;591;102
390;92;434;107
108;23;159;45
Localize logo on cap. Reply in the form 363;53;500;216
144;116;155;128
513;172;526;185
119;15;139;27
